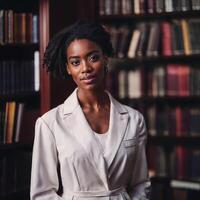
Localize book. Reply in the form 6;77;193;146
171;20;184;55
118;70;127;99
104;0;113;15
25;13;33;43
181;19;191;55
134;0;141;14
178;65;190;96
147;105;156;136
155;0;165;13
161;22;172;56
14;103;25;142
121;0;133;15
127;68;142;98
32;14;39;43
34;51;40;91
99;0;105;15
7;10;14;43
117;26;131;58
0;10;4;45
171;179;200;190
136;23;149;57
166;64;179;96
146;23;160;57
147;0;155;13
165;0;173;12
5;102;16;144
127;29;141;58
188;19;200;54
113;0;122;15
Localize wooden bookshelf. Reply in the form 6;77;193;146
149;136;200;147
97;1;200;200
109;54;200;68
0;0;39;199
0;143;33;152
0;0;97;199
99;10;200;22
0;187;30;200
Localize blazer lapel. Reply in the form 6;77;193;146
106;93;129;168
62;89;109;189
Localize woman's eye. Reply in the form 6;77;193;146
70;60;80;66
89;54;100;62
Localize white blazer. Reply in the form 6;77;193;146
30;89;151;200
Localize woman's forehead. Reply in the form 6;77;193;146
66;39;102;57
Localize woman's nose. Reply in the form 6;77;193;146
81;60;92;72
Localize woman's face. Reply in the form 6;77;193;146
66;39;108;91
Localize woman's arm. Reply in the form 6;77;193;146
30;117;64;200
127;113;151;200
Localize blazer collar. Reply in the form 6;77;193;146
63;88;79;115
63;88;128;116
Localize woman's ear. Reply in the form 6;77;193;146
66;63;71;75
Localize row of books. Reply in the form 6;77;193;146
106;19;200;58
149;146;200;181
148;64;200;97
0;102;25;144
0;10;39;45
99;0;200;15
106;65;200;99
0;151;31;196
147;106;200;136
0;51;40;95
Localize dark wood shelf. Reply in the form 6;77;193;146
99;10;200;23
0;0;38;13
151;176;200;191
0;187;30;200
148;136;200;147
0;91;40;102
118;96;200;105
0;44;39;59
109;54;200;68
0;143;33;152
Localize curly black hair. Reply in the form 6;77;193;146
43;20;114;77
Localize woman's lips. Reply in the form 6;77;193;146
81;74;96;84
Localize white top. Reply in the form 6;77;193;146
93;131;109;156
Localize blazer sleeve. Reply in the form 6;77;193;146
127;113;151;200
30;117;64;200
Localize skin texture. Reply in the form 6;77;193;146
66;39;110;134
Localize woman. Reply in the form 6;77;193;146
30;20;151;200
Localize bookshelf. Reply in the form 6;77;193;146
97;1;200;200
0;0;97;199
0;0;40;199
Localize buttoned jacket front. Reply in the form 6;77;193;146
30;89;150;200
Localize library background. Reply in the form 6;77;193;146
0;0;200;199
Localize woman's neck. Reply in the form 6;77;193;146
77;88;109;111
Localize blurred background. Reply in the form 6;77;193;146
0;0;200;199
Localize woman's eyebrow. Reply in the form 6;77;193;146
68;56;79;60
68;50;101;60
86;50;101;57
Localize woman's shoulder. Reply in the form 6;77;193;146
123;104;144;122
37;103;64;127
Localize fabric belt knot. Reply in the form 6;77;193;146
65;187;126;198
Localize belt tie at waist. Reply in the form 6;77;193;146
65;187;126;198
